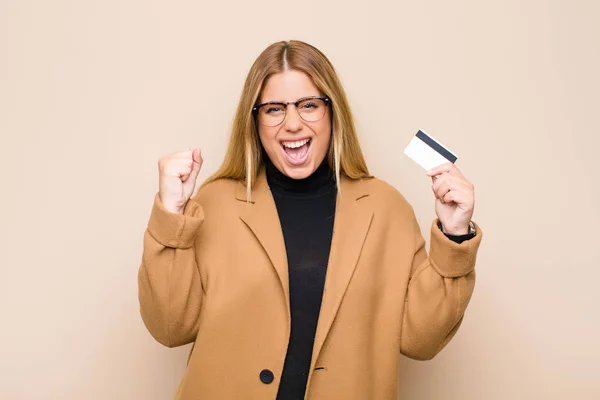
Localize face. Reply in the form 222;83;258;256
257;70;331;180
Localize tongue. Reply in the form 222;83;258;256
284;143;309;160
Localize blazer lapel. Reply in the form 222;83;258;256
310;176;373;370
235;170;374;372
236;170;290;315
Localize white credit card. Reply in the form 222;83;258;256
404;129;458;171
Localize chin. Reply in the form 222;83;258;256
281;162;315;180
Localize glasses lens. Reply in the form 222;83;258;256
258;103;286;127
298;98;327;122
256;98;328;126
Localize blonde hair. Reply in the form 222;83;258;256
203;40;370;198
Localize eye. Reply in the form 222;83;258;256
300;101;318;109
265;106;283;114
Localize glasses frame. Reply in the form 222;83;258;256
252;96;331;127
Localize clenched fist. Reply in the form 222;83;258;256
158;148;203;214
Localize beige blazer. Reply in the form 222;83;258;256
137;168;482;399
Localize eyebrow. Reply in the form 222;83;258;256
257;95;324;104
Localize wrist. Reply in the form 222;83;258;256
159;194;185;214
444;226;469;235
439;221;474;236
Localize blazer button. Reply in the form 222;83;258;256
259;369;274;384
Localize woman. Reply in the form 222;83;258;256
138;40;482;400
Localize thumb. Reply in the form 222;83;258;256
190;148;202;177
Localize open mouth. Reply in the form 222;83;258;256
281;138;312;165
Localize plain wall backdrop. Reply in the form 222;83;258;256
1;0;599;399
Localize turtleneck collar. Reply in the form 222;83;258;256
264;153;336;197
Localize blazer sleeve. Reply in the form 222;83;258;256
400;215;482;360
137;193;205;348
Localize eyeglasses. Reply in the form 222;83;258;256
253;96;331;127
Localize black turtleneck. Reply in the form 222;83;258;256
265;156;337;400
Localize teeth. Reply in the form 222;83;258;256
282;139;310;149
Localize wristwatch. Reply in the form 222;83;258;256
438;221;476;239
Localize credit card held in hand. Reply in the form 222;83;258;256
404;129;458;171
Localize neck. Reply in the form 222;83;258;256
264;155;336;196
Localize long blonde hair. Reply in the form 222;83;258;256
203;40;370;198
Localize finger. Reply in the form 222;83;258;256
438;180;472;203
171;159;193;182
432;178;448;200
171;149;195;160
434;176;467;203
432;179;446;198
188;148;203;181
431;173;445;191
432;173;457;194
191;148;203;171
433;173;472;198
432;186;444;203
426;163;453;177
442;189;459;205
437;186;452;204
180;167;193;182
427;162;462;178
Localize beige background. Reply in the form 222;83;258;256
1;0;599;399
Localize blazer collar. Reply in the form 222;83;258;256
234;166;369;202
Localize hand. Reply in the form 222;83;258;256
158;148;203;214
426;163;474;235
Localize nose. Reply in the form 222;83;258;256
283;105;303;133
